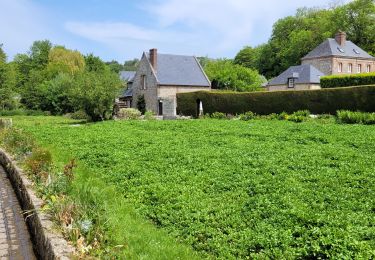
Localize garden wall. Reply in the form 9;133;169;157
176;85;375;117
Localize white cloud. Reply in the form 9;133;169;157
65;0;350;59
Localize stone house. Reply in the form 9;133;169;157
128;49;211;117
267;31;375;91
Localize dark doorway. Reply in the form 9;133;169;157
158;100;163;116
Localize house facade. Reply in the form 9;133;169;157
129;49;211;117
267;31;375;91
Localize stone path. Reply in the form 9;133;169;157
0;165;36;260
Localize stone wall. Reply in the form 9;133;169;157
131;53;159;113
0;149;75;260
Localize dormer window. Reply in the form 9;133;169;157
353;49;360;54
338;63;342;73
337;47;345;53
288;78;295;88
348;63;352;73
357;64;362;73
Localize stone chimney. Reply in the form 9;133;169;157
149;48;157;70
335;31;346;47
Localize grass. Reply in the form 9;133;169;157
7;116;375;258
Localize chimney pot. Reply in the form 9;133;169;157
335;31;346;47
149;48;157;70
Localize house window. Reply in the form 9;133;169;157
141;75;146;90
288;78;295;88
338;63;342;73
357;64;362;73
348;63;352;73
367;65;371;73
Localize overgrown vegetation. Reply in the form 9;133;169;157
7;116;375;259
177;85;375;116
321;72;375;88
0;41;122;121
337;110;375;125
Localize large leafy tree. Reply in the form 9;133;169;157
47;46;85;76
204;59;264;92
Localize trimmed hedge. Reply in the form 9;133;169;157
321;72;375;88
176;85;375;117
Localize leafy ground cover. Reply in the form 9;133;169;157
10;116;375;258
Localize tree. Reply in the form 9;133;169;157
234;46;263;70
0;44;6;63
106;60;124;73
29;40;52;70
0;45;18;109
204;59;264;92
85;54;106;72
71;70;122;121
47;46;85;76
123;59;139;71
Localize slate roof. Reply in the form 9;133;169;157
267;65;325;86
119;71;136;82
302;39;374;60
147;53;211;86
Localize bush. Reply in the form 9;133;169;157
321;73;375;88
118;108;141;120
70;110;90;120
0;118;12;129
337;110;375;125
25;147;53;180
136;95;146;114
0;128;35;156
238;111;256;121
176;85;375;117
144;111;155;120
210;112;227;119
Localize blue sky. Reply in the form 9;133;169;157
0;0;350;63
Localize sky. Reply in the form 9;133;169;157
0;0;350;63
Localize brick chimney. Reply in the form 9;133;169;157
335;31;346;47
149;48;157;70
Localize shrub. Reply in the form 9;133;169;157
210;112;227;119
321;73;375;88
176;85;375;117
118;108;141;120
70;110;90;120
136;95;146;114
144;111;155;120
337;110;375;125
0;128;34;156
238;111;256;121
25;147;53;180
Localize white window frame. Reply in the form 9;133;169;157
338;63;342;73
366;65;370;73
288;78;295;88
357;64;361;73
348;63;352;73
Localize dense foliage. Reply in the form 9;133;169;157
235;0;375;78
0;41;122;121
11;116;375;259
321;72;375;88
337;110;375;125
204;59;265;92
176;85;375;116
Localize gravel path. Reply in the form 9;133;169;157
0;165;36;260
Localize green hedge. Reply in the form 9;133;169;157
176;85;375;117
321;72;375;88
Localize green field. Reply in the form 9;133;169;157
11;116;375;258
